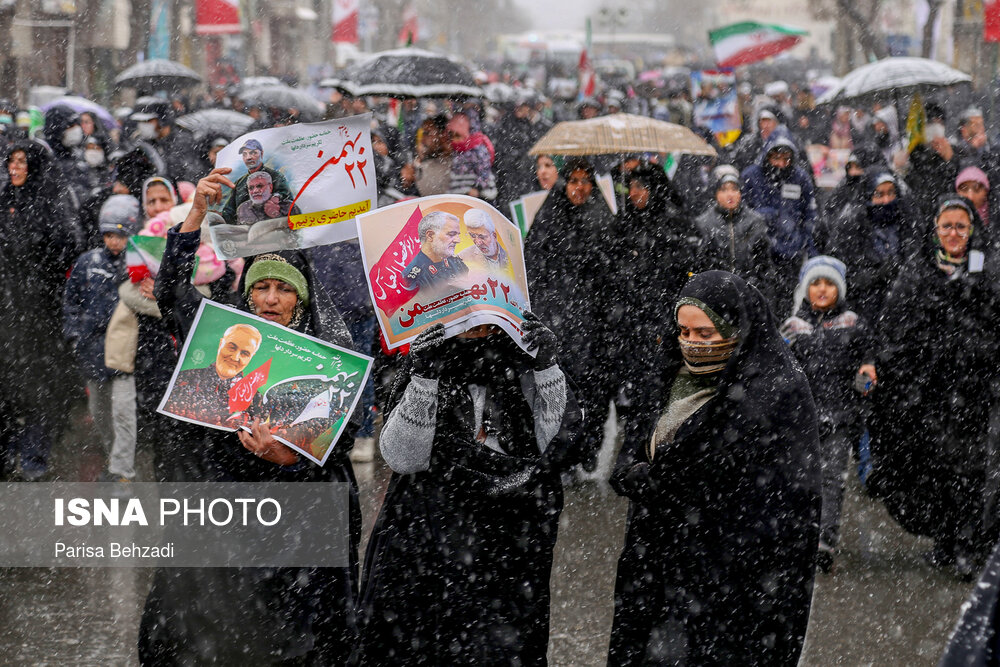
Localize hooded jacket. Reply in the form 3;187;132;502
62;244;126;381
740;132;818;260
693;198;777;306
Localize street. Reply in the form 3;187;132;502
0;413;975;666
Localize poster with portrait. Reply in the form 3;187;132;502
208;113;377;260
357;194;531;351
158;300;374;466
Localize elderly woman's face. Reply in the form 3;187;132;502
936;208;972;258
677;305;724;342
144;183;174;219
251;278;299;326
8;150;27;187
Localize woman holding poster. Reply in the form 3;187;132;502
140;167;361;665
352;318;581;664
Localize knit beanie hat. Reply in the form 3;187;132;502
244;252;310;306
98;195;140;236
793;255;847;311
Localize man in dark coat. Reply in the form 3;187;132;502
492;90;552;212
693;167;777;308
130;97;203;184
741;131;818;304
42;105;89;207
525;157;619;472
907;102;961;222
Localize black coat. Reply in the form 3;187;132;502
939;538;1000;666
525;183;619;392
783;301;873;434
0;140;83;442
868;239;1000;543
608;271;821;667
141;226;361;665
693;202;778;309
352;337;582;665
819;199;922;324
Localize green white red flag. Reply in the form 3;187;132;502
709;22;808;68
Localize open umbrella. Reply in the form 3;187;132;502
528;113;717;157
175;109;254;140
238;85;326;121
40;96;118;130
816;57;971;105
323;48;481;98
115;59;203;92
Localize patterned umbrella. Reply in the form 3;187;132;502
528;114;717;157
325;48;481;98
816;57;971;105
115;59;203;91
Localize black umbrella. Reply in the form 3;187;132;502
321;47;481;98
115;59;203;92
175;109;254;140
238;85;326;121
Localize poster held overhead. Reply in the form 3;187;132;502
356;194;532;351
209;113;377;260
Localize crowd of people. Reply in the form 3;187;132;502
1;68;1000;664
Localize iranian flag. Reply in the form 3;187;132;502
332;0;359;44
126;235;198;283
709;22;808;68
195;0;240;35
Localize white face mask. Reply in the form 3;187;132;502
84;148;105;167
62;125;84;147
137;121;158;140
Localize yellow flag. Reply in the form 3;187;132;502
906;93;925;154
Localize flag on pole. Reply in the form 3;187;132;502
906;93;926;154
577;18;596;101
987;1;1000;42
332;0;360;44
397;2;419;47
709;22;809;68
195;0;241;35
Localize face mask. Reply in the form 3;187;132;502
62;125;84;147
867;198;900;226
84;148;105;167
678;337;739;375
137;121;158;140
0;114;13;126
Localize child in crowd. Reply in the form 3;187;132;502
781;255;873;572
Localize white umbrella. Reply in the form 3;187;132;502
817;57;971;105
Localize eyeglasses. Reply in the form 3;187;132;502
937;223;971;236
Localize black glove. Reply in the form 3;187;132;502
409;323;447;378
521;312;559;370
609;462;651;500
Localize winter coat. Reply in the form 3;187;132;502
608;271;821;667
938;537;1000;666
492;114;551;211
782;300;872;435
908;142;960;221
693;202;777;307
868;235;1000;544
819;198;922;323
615;170;693;413
309;240;374;326
741;134;818;261
140;226;361;665
42;105;90;207
0;140;84;438
62;245;126;381
352;335;582;665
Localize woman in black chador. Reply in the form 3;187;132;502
351;318;581;665
608;270;821;666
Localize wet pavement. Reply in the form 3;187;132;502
0;408;977;666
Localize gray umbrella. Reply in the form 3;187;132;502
115;59;203;91
323;47;481;98
816;57;971;105
238;85;326;121
175;109;254;140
